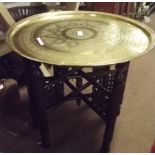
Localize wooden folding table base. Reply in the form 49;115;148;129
26;59;129;152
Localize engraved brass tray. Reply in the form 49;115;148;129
6;11;155;66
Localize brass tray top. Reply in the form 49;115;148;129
6;11;155;66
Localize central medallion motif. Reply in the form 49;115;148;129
61;27;97;40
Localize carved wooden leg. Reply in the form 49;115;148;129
76;77;82;105
100;62;129;152
26;60;50;148
25;59;39;128
53;66;65;102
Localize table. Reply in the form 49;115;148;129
6;11;155;152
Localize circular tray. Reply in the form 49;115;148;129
6;11;155;66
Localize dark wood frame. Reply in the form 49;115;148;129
25;59;129;152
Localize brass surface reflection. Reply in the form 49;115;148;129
6;11;155;66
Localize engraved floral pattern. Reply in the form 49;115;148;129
38;20;102;50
